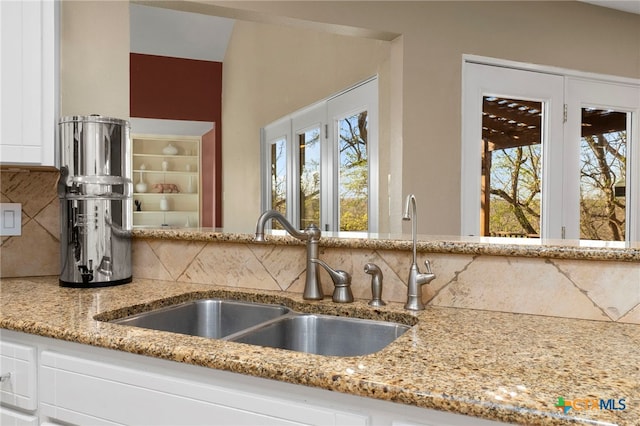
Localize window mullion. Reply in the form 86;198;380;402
287;120;299;228
322;115;336;231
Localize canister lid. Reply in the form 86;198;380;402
58;114;130;127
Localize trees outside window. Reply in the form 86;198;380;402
463;59;639;242
261;78;378;232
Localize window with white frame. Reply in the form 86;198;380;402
261;77;378;232
462;58;640;242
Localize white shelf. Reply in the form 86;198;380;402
134;170;199;175
134;192;198;196
134;210;198;214
133;153;198;159
132;134;201;228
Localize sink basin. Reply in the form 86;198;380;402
107;298;411;356
110;299;290;339
230;314;410;356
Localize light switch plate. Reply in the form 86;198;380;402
0;203;22;236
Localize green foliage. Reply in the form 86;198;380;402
340;197;368;231
338;112;369;231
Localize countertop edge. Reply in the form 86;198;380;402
132;228;640;262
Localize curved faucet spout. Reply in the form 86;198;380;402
402;194;436;310
254;210;323;300
255;210;309;242
403;194;418;266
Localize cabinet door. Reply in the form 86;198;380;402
0;0;56;166
0;340;37;411
40;350;368;426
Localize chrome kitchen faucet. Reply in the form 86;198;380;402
402;194;436;310
255;210;353;303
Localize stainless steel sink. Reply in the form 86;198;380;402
230;314;410;356
110;299;290;339
108;298;410;356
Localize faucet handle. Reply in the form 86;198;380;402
424;259;433;274
311;259;353;303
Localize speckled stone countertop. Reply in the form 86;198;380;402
1;277;639;425
133;227;640;262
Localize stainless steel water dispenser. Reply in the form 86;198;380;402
58;115;132;287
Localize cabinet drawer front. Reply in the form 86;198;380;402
0;340;37;410
0;406;38;426
41;350;367;426
40;403;123;426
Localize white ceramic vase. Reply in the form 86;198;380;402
162;143;178;155
159;196;169;211
135;171;147;193
187;175;195;193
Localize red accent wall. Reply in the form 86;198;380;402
130;53;221;121
130;53;222;227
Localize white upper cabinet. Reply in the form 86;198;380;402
0;0;57;167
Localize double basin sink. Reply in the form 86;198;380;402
108;299;411;357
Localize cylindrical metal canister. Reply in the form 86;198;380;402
58;115;132;287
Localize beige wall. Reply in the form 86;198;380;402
212;0;640;234
60;1;129;118
221;20;391;231
56;0;640;235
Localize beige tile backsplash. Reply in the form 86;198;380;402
1;170;60;277
133;239;640;324
2;170;639;324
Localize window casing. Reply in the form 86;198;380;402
261;78;378;232
462;57;640;242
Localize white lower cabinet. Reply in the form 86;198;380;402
1;330;506;426
39;350;365;426
0;339;38;426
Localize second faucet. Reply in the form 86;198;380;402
402;194;436;310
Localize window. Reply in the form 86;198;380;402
462;59;640;242
261;78;378;232
564;78;640;241
481;96;544;238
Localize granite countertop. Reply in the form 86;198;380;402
1;276;639;425
132;227;640;262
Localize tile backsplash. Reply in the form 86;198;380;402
2;169;638;324
0;170;60;277
133;238;640;324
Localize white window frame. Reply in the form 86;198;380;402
564;77;640;241
261;77;379;232
260;116;292;220
327;80;379;232
461;61;564;239
461;55;640;242
292;106;324;230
